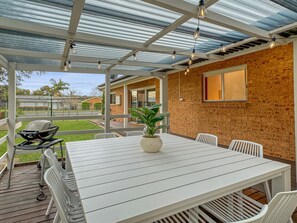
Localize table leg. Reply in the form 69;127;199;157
65;149;72;172
271;168;291;197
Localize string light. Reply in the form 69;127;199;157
172;50;176;60
187;66;190;73
221;44;227;53
193;27;200;40
188;58;192;65
184;71;187;75
98;61;101;69
133;53;137;61
68;60;71;69
70;41;76;54
191;49;196;59
269;37;276;49
198;0;207;19
64;61;68;71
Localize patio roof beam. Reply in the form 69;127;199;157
141;0;270;39
107;15;193;70
15;63;165;76
0;47;186;69
0;55;8;69
60;0;85;68
0;18;219;60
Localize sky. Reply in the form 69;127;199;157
20;72;106;96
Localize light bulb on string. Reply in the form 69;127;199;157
68;60;71;69
188;58;192;66
98;61;101;69
70;42;76;54
269;37;276;49
184;71;187;75
198;0;207;19
221;44;226;53
133;53;137;61
64;62;68;71
172;50;176;60
191;49;196;58
193;27;200;40
187;66;190;73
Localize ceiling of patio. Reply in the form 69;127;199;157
0;0;296;76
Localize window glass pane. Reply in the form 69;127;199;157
224;70;246;100
147;89;156;106
110;94;116;104
205;75;222;100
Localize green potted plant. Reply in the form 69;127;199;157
130;104;165;152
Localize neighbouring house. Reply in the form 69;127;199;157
80;97;103;110
16;95;86;110
99;43;295;162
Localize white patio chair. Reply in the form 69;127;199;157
202;190;297;223
44;149;77;216
125;131;143;136
154;201;268;223
195;133;218;146
228;140;271;201
44;166;86;223
94;132;117;139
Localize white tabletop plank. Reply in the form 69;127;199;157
66;133;290;223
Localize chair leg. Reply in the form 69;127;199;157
263;181;272;201
6;148;16;189
59;142;64;168
45;197;54;216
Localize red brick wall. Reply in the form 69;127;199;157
168;43;295;161
110;78;160;122
110;86;124;121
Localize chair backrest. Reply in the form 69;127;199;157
235;205;268;223
44;167;82;223
126;131;143;136
262;190;297;223
228;140;263;157
44;149;68;178
94;132;117;139
195;133;218;146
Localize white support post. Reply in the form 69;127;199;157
293;40;297;185
105;70;111;133
160;76;168;133
7;62;16;170
123;85;128;128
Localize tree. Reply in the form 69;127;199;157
32;79;70;96
0;68;41;86
90;87;103;97
49;79;69;96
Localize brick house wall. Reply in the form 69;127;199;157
168;43;295;161
110;78;160;122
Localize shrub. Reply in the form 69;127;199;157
82;102;90;110
94;103;102;110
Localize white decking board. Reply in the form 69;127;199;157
66;133;290;223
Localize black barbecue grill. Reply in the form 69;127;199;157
7;120;64;200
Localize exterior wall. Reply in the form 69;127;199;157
168;43;295;161
110;86;124;121
109;78;160;122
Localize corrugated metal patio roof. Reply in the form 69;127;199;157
0;0;296;76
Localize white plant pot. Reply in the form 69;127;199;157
140;136;163;153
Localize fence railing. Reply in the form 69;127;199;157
0;118;8;177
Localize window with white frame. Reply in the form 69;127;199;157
110;93;116;104
203;65;247;101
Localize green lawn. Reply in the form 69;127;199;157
0;120;103;163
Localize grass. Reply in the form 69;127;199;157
0;120;103;163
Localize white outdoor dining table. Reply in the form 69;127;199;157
66;133;291;223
